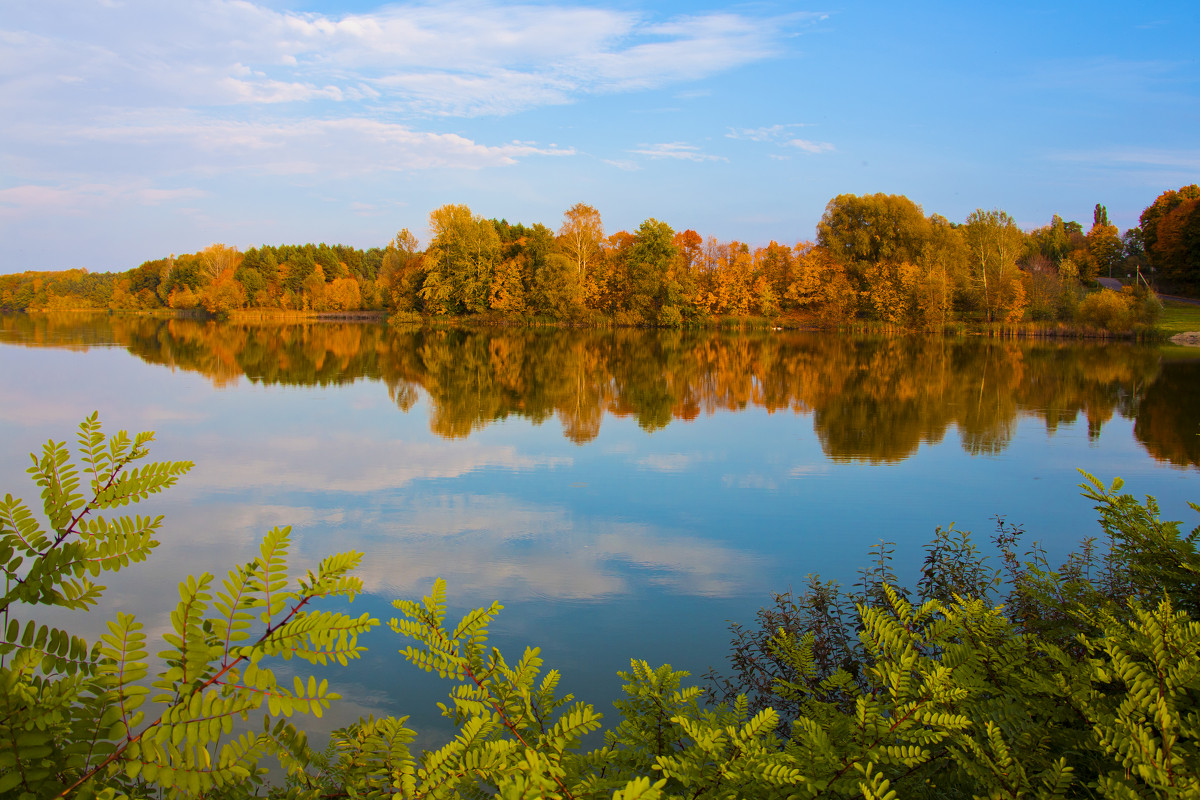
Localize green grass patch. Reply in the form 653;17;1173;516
1157;299;1200;336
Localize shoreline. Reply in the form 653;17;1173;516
1;307;1177;343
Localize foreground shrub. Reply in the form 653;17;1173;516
0;415;375;798
3;417;1198;798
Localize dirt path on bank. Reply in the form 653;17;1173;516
1170;331;1200;347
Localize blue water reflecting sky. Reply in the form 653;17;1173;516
2;332;1197;743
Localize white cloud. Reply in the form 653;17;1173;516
786;138;835;154
2;1;794;118
631;142;726;162
1051;147;1200;171
725;123;810;142
369;69;578;117
28;489;764;654
788;465;829;477
724;124;833;156
635;453;695;472
345;493;763;600
603;159;641;171
186;433;573;494
0;117;574;219
0;1;812;266
575;12;778;92
2;0;794;193
220;76;349;104
0;182;207;218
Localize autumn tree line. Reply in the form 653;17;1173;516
3;186;1197;331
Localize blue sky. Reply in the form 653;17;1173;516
1;0;1197;272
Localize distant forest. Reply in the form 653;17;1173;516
2;186;1197;331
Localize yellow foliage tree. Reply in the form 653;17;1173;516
489;257;527;313
168;285;200;310
786;244;857;323
303;265;327;311
197;243;242;282
326;276;362;311
200;269;247;316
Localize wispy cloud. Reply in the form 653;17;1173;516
725;124;833;155
0;0;802;215
635;453;696;472
786;138;835;154
725;123;810;142
71;117;575;174
631;142;727;162
0;182;207;218
0;117;574;219
603;159;641;171
185;433;574;494
347;493;763;600
2;1;797;118
1050;147;1200;172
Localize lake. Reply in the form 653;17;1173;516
2;312;1198;746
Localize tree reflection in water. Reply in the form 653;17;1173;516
2;312;1194;467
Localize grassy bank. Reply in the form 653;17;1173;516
1157;298;1200;337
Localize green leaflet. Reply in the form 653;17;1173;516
1;416;377;799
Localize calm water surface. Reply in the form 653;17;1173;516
2;313;1197;743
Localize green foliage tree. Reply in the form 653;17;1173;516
234;250;270;306
964;208;1028;322
1121;228;1146;274
1;415;376;797
493;220;581;318
421;204;502;315
531;250;583;318
283;250;317;301
623;219;679;324
128;260;166;307
1029;214;1072;267
816;193;931;268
